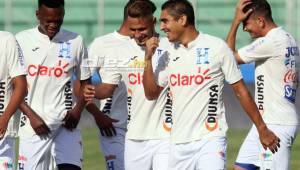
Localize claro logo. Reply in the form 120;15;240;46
28;60;69;77
170;68;211;86
128;73;143;85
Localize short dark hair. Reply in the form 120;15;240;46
124;0;156;20
38;0;65;8
162;0;195;25
243;0;273;22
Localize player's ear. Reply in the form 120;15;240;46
178;15;188;26
36;10;40;20
153;17;157;25
257;16;265;29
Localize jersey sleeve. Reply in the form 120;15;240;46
220;43;243;84
7;34;27;78
77;36;91;81
99;51;122;85
238;37;276;63
87;39;103;75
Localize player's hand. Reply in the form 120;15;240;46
258;127;280;153
145;35;159;61
83;84;96;102
63;108;81;130
234;0;253;23
0;117;9;140
28;113;51;138
93;114;119;137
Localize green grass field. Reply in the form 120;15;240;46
81;128;300;170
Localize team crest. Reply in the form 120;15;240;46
196;48;209;64
58;42;71;59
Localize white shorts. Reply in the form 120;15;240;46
99;128;126;170
168;137;227;170
235;124;298;170
124;138;170;170
0;136;16;170
18;127;83;170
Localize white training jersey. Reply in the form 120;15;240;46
88;31;129;129
99;37;172;140
16;27;91;137
158;33;242;144
238;27;299;125
0;31;26;137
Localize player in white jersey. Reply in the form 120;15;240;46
16;0;91;170
84;0;172;169
142;0;280;169
81;2;136;169
226;0;299;169
0;31;27;170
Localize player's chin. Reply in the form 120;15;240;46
47;30;59;38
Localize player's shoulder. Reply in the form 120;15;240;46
0;31;15;42
16;28;37;40
92;32;127;47
200;33;227;46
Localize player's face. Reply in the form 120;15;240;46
36;5;65;39
243;14;262;39
160;9;183;43
127;16;155;46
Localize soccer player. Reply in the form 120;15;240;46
142;0;280;169
226;0;299;169
83;1;137;169
0;31;27;170
16;0;91;169
83;0;172;169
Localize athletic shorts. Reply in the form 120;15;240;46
124;138;170;170
99;128;126;170
168;137;227;170
235;124;298;170
0;136;15;170
18;127;83;170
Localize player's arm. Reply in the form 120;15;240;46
143;37;164;100
231;79;280;153
63;78;90;130
83;83;117;101
0;75;27;139
19;100;51;137
226;0;253;64
73;80;118;137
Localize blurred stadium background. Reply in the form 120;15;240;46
1;0;300;169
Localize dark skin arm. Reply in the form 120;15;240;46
63;79;91;130
74;80;118;136
19;101;51;138
0;75;27;139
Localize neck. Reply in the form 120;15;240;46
180;26;199;47
118;23;130;36
262;22;278;36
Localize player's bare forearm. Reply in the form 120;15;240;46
85;101;102;117
94;83;117;100
2;75;27;123
19;101;36;119
232;80;281;153
231;80;266;129
143;59;163;100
